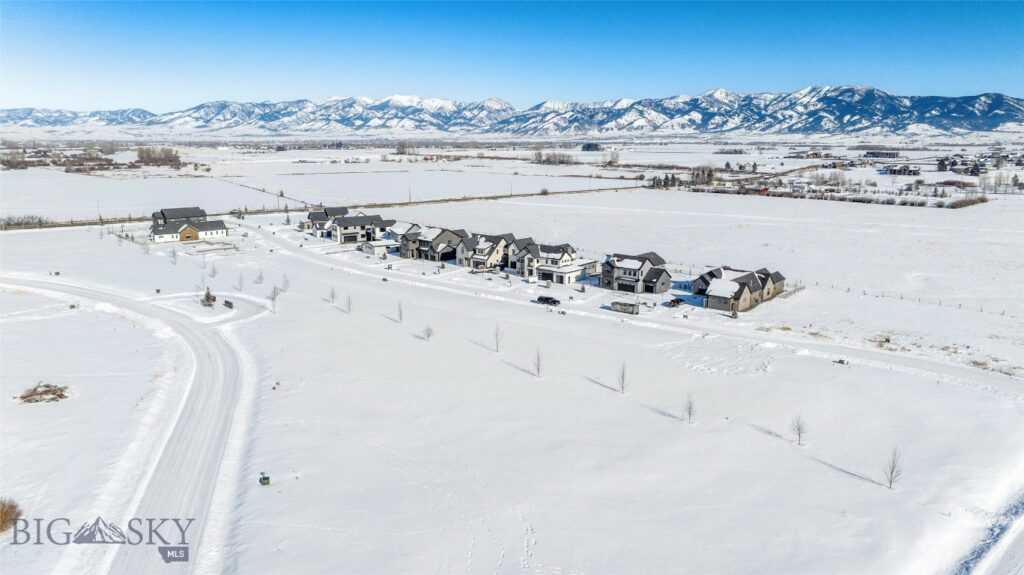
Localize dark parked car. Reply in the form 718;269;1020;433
537;296;560;306
223;300;234;309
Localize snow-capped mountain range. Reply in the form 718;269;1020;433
3;86;1022;138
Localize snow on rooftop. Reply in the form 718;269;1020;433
707;278;741;298
417;227;443;241
615;258;644;270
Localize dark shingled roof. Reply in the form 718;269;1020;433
643;267;671;283
191;220;228;232
609;252;666;268
154;207;207;221
331;214;392;228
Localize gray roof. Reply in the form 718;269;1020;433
150;219;226;235
521;242;574;259
191;220;228;232
609;252;666;268
154;207;206;221
308;207;349;221
331;214;393;228
643;268;672;283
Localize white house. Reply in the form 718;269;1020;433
330;214;395;244
149;219;229;243
359;239;400;258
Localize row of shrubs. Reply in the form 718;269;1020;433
781;192;988;209
945;195;989;209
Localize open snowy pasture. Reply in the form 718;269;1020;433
0;286;190;573
220;240;1022;574
0;188;1022;573
0;168;282;220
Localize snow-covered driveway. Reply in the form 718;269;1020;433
0;277;262;575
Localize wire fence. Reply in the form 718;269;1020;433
573;247;1018;320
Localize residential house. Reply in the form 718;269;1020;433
330;214;395;244
693;266;786;312
456;234;512;270
150;206;221;243
151;207;207;226
385;221;420;242
302;207;350;235
881;164;921;176
600;252;672;294
151;219;229;243
359;239;400;258
514;241;597;284
400;227;469;261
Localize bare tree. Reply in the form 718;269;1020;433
346;294;352;314
617;362;627;394
143;243;150;255
883;447;903;489
534;347;542;378
281;274;290;293
397;301;404;323
329;286;336;304
422;325;433;341
169;248;177;265
685;394;695;424
236;273;244;290
791;416;807;446
209;263;218;278
254;270;264;285
494;324;503;353
269;286;282;313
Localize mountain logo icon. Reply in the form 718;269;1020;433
72;517;127;544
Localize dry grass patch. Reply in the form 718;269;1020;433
0;498;23;533
16;382;69;403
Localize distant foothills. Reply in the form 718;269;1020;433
2;85;1023;138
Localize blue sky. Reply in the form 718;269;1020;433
1;1;1021;111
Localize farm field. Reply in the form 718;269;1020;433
4;140;1022;223
1;180;1022;574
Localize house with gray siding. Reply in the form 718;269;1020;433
400;227;469;261
693;266;785;312
601;252;672;294
456;234;514;270
303;206;349;234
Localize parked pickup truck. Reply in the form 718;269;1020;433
536;296;561;306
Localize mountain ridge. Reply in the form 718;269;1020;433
3;86;1023;137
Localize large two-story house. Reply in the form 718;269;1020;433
400;227;469;261
149;207;228;243
456;233;515;270
303;206;350;236
330;214;395;244
600;252;672;294
512;241;597;284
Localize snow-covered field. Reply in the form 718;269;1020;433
1;154;1023;574
4;141;1020;221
